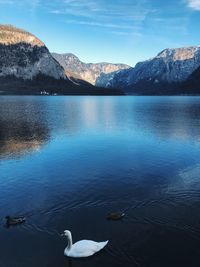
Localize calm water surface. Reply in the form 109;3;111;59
1;96;200;267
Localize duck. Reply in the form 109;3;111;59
106;212;125;220
62;230;108;258
4;216;26;227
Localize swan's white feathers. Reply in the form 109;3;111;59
64;237;108;258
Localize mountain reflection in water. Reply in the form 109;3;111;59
0;97;50;158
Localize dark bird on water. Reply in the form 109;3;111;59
4;216;26;227
106;212;125;221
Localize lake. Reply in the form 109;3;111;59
1;96;200;267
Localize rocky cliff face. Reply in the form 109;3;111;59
0;25;123;95
0;25;66;80
52;53;130;85
99;46;200;94
96;68;133;88
129;47;200;84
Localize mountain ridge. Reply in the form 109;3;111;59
52;52;130;85
97;46;200;94
1;24;200;95
0;24;123;95
0;24;44;46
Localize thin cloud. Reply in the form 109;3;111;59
50;0;152;22
150;16;189;35
64;19;138;30
63;0;100;11
187;0;200;10
111;31;142;37
0;0;40;10
50;0;152;37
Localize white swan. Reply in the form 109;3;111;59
62;230;108;258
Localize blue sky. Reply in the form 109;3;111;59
0;0;200;66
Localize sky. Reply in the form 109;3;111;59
0;0;200;66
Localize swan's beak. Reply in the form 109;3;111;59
60;233;65;237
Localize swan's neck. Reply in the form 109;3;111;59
66;232;73;251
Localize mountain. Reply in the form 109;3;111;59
0;25;123;95
52;52;130;86
99;46;200;95
96;68;133;88
181;65;200;94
